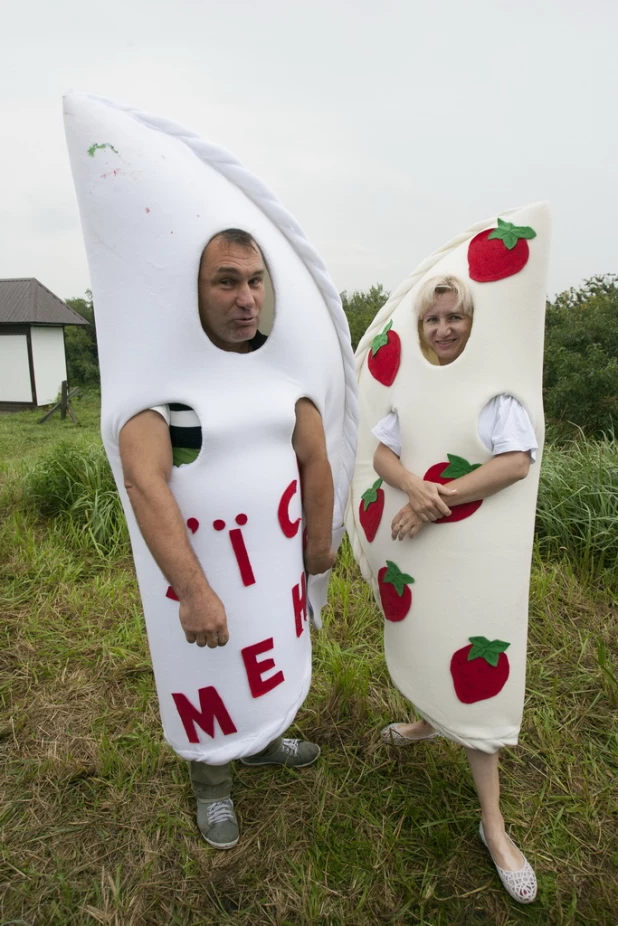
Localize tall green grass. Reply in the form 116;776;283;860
23;440;129;559
536;435;618;595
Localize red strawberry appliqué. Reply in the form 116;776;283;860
424;454;482;523
378;560;414;622
450;636;510;703
468;218;537;283
367;321;401;386
359;478;384;543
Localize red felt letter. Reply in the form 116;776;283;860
278;479;301;538
292;572;307;638
241;637;285;698
172;686;238;743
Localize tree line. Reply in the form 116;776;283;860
65;276;618;439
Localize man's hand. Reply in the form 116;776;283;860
304;544;336;575
178;585;229;648
406;478;455;522
391;504;426;541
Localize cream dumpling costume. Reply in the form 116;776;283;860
346;204;549;753
64;92;357;765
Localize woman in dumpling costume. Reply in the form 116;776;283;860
371;275;538;902
348;209;549;903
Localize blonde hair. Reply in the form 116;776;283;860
415;275;473;363
415;275;474;320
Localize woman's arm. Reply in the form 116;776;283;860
374;442;456;521
391;451;530;540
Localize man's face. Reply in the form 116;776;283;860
198;237;266;352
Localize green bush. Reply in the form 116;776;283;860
24;441;129;558
341;284;389;350
544;275;618;438
65;292;100;387
536;435;618;593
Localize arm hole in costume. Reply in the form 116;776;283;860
371;410;401;458
479;395;538;461
154;402;203;468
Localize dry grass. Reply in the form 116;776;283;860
1;400;617;925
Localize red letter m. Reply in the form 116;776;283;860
172;686;238;744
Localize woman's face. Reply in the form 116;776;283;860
421;291;472;365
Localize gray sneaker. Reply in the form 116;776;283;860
240;738;320;768
196;797;239;849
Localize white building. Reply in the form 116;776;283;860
0;278;89;410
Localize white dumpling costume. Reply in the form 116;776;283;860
346;203;549;753
64;92;357;765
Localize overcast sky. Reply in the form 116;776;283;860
1;0;616;303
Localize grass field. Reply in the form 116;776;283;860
1;393;617;925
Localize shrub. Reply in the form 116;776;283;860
536;434;618;593
24;441;129;558
544;275;618;438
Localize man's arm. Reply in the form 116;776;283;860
119;410;228;647
292;398;336;575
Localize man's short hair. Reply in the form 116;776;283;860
198;229;262;281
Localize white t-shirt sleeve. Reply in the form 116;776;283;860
371;396;537;463
150;404;171;425
371;411;402;457
479;395;538;462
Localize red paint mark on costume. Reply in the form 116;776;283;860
235;513;247;526
187;517;199;534
172;686;237;743
166;585;179;601
213;519;226;531
242;638;285;698
278;479;301;538
292;572;307;637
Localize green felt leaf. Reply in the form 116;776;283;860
440;454;480;478
384;560;415;596
361;478;383;510
487;220;536;250
370;321;393;357
467;636;511;667
512;224;537;240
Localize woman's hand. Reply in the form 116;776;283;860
391;504;426;541
406;476;456;522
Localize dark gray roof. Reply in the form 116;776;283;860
0;279;89;326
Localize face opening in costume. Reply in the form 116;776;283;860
416;277;474;366
197;230;273;353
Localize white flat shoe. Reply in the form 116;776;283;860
479;822;537;904
380;722;441;746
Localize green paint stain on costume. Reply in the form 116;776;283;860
88;142;119;157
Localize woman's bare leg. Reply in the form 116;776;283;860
464;747;523;870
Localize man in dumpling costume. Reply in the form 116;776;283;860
120;228;335;849
64;91;357;855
